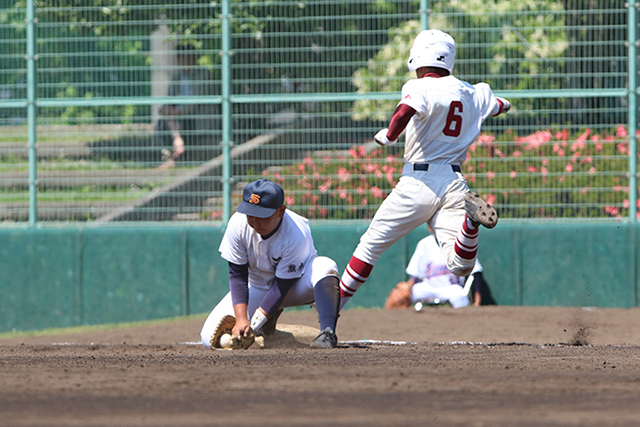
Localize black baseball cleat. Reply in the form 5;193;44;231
310;327;338;349
465;192;498;229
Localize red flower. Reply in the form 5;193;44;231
371;186;384;198
604;205;619;216
617;143;628;154
616;125;628;138
337;167;350;182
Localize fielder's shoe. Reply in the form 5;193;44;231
465;192;498;229
310;327;338;349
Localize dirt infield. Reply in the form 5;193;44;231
2;305;640;426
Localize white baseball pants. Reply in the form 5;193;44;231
353;163;474;276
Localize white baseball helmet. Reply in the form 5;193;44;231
407;29;456;73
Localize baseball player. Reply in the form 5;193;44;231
200;179;341;349
385;230;486;310
339;29;510;310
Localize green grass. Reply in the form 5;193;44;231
0;124;154;144
0;159;153;170
0;191;159;203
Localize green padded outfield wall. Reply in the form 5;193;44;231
186;227;232;316
0;222;638;334
0;228;82;332
81;228;189;325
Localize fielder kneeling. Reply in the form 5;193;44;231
200;179;341;350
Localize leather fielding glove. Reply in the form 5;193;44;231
210;315;256;350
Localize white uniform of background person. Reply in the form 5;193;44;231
201;179;341;349
406;235;482;308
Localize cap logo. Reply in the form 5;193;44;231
249;194;261;204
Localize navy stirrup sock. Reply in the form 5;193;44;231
314;276;341;332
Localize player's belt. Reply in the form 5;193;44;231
413;164;461;173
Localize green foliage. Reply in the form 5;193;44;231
351;0;568;121
4;1;418;122
351;20;420;121
6;0;220;123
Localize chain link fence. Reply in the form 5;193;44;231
0;0;637;223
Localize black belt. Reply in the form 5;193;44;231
413;164;461;173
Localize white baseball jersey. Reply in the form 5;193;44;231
219;210;317;291
399;75;500;165
406;235;482;288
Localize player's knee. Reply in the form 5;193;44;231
311;256;340;285
201;329;213;349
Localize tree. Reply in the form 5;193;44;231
351;0;569;127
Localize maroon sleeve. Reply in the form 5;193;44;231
492;98;505;117
387;103;417;141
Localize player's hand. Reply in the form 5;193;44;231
374;128;397;147
232;318;252;339
497;97;511;114
172;135;185;158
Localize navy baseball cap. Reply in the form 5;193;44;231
237;179;285;218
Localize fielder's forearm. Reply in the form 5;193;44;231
228;262;249;306
260;276;298;317
233;303;249;323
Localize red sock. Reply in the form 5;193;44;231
454;214;479;260
339;256;373;299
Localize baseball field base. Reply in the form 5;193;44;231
256;324;321;349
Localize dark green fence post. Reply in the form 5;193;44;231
420;0;429;30
628;1;638;221
26;0;37;226
221;0;232;223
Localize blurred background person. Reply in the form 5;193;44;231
154;44;216;168
385;225;495;310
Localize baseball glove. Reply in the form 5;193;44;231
210;315;256;350
384;282;413;309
